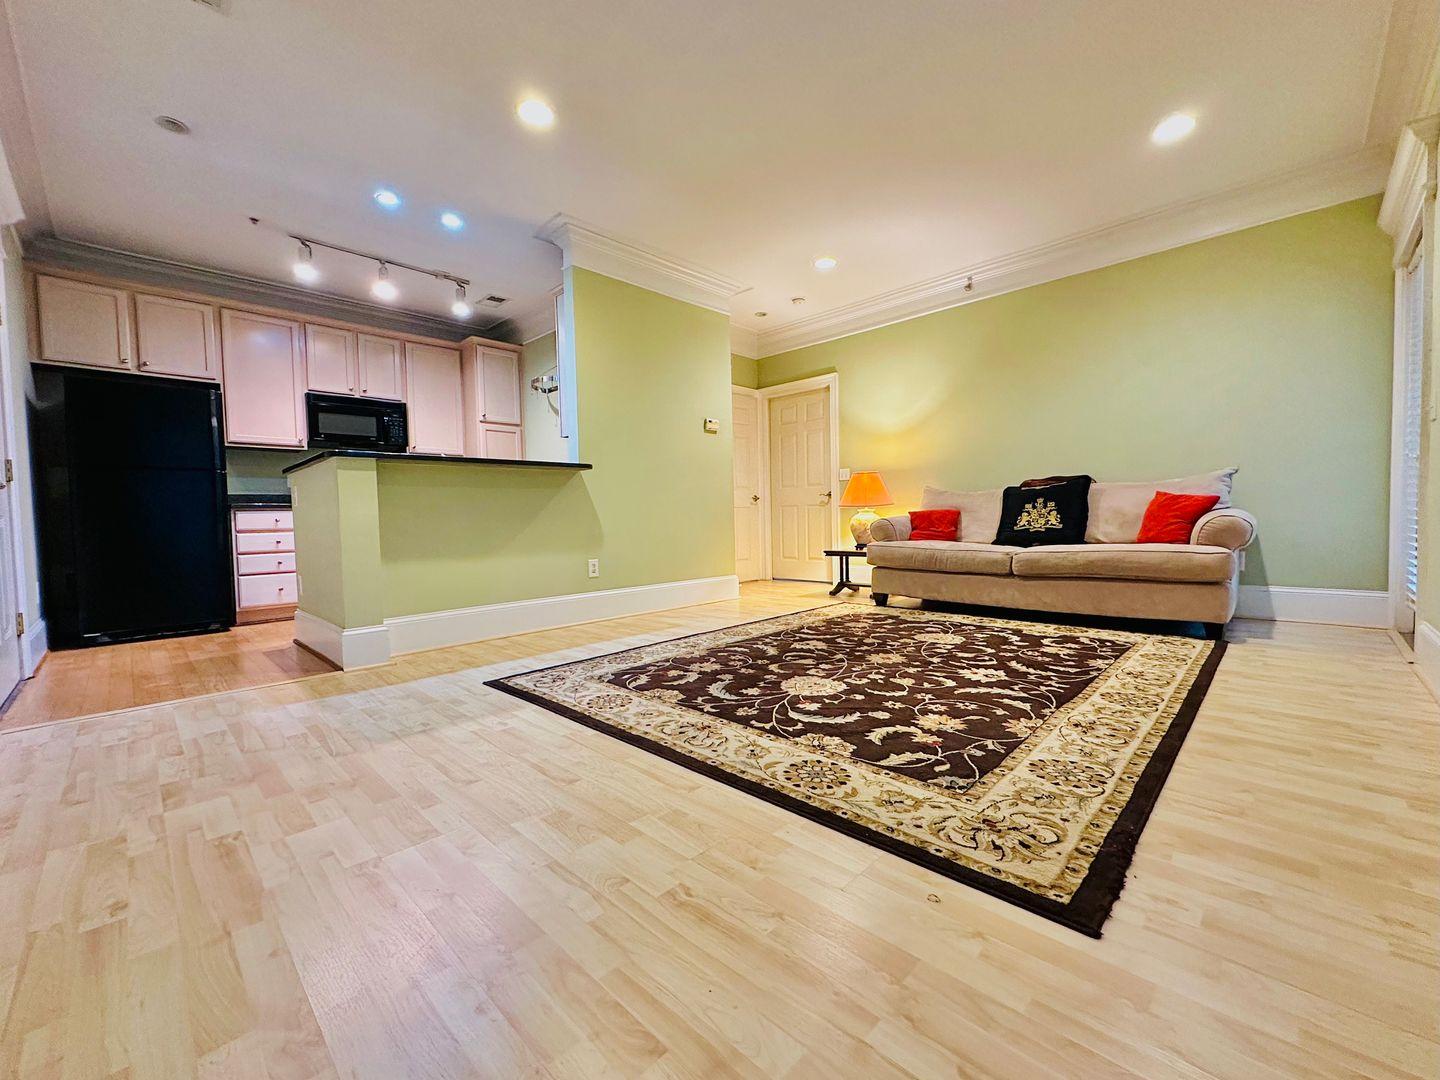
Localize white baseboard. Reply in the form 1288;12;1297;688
293;610;392;670
20;617;46;677
1414;622;1440;703
385;575;741;657
1235;585;1390;627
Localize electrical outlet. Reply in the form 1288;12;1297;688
588;558;600;578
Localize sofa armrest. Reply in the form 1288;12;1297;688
868;515;912;543
1191;508;1256;550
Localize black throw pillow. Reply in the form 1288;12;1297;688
994;476;1092;547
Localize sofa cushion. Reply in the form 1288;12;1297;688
1086;468;1237;544
1010;543;1236;584
920;485;1003;544
865;540;1019;575
994;477;1092;547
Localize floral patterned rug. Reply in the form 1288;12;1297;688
487;606;1225;936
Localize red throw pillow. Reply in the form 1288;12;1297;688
909;508;960;541
1136;491;1221;544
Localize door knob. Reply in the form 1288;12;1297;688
821;490;832;504
751;494;760;503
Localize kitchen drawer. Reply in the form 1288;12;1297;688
237;572;297;609
234;509;293;532
234;530;294;554
237;552;296;576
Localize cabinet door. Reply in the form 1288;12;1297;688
35;275;133;370
357;334;404;400
305;324;356;395
479;423;523;460
478;348;522;424
134;293;219;380
220;310;307;447
404;343;463;454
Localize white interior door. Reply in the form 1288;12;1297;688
768;387;832;582
732;388;763;582
0;265;24;700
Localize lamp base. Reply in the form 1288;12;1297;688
848;508;880;547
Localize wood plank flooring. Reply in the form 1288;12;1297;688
0;619;336;732
0;582;1434;1078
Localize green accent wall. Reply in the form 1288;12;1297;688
290;456;386;628
731;353;759;388
757;196;1394;590
520;331;567;462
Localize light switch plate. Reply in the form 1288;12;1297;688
703;418;719;434
838;467;852;481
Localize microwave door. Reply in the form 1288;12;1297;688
316;410;380;446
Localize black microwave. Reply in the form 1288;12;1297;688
306;392;408;452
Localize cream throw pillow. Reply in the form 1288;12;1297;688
1086;468;1237;544
920;485;1004;543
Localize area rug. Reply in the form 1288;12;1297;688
486;606;1225;936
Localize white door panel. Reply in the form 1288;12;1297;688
769;387;832;581
731;389;763;582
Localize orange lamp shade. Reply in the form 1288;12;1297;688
839;471;893;508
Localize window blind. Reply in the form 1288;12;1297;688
1401;253;1425;607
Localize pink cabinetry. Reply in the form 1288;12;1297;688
405;343;464;454
305;324;356;394
461;344;524;458
34;275;133;370
134;294;219;380
220;310;307;447
357;334;404;400
232;509;297;623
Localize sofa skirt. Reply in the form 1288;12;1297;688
870;567;1238;625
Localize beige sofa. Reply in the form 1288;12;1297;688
865;476;1257;638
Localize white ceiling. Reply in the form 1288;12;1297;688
0;0;1428;344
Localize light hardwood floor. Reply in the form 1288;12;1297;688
0;619;336;732
0;582;1434;1079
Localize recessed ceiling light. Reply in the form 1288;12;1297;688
791;296;807;305
516;98;556;130
439;211;465;231
154;115;190;135
1150;112;1196;146
812;256;837;272
291;241;319;284
371;263;398;302
373;188;402;210
754;311;768;318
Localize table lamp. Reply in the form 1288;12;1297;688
839;471;893;548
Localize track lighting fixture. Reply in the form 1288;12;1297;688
451;284;473;319
292;242;319;284
371;262;398;302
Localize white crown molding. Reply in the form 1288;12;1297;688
753;145;1392;358
729;323;759;358
1365;0;1440;146
536;213;748;315
1378;115;1439;265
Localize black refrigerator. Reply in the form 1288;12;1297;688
32;365;235;647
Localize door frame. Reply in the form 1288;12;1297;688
756;373;841;584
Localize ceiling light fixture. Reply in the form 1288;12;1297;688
451;284;473;319
373;188;402;210
791;296;807;305
516;98;556;130
154;115;190;135
371;262;398;302
291;241;319;284
812;256;837;271
439;211;465;231
754;311;768;318
1150;112;1197;146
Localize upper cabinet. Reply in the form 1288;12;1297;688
405;343;464;455
305;324;356;395
134;293;219;381
35;275;133;370
479;347;522;425
356;334;404;400
220;310;307;448
461;344;523;457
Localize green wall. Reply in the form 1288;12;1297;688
731;353;759;388
370;268;734;620
520;331;567;462
758;197;1394;590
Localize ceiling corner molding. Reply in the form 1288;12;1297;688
1378;114;1439;264
509;298;558;344
754;145;1392;358
23;235;510;343
536;213;748;315
729;324;759;358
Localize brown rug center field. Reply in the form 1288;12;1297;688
487;606;1225;936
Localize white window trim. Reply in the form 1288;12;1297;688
1390;248;1424;633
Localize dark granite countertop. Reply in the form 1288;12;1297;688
227;492;293;508
282;450;592;474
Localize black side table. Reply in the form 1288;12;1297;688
823;548;868;596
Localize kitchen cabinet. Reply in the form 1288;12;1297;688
35;275;133;370
357;334;404;400
404;343;464;454
477;422;523;459
220;310;307;447
232;508;296;623
305;324;356;394
134;293;219;380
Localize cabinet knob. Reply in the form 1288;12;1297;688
139;361;149;369
275;539;282;546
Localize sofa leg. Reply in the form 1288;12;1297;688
872;592;889;607
1202;622;1226;641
